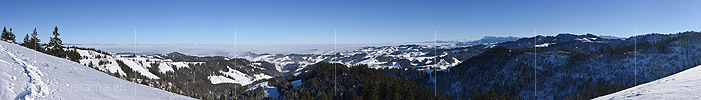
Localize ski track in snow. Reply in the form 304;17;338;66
0;41;194;100
0;44;49;100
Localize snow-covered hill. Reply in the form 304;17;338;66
434;31;701;99
70;47;280;99
0;41;193;100
242;44;486;75
499;33;626;52
71;49;279;86
595;64;701;100
237;36;519;75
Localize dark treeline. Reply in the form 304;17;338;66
269;62;449;100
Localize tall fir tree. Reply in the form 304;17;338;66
48;26;64;57
1;27;8;41
23;34;29;47
28;28;41;51
8;28;15;43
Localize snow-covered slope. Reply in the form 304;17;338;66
73;48;201;79
242;44;486;75
0;41;193;100
68;46;282;99
595;65;701;100
433;32;701;99
73;50;278;86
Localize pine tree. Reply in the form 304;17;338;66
48;26;64;57
1;27;8;41
8;28;15;43
28;28;41;51
23;34;29;47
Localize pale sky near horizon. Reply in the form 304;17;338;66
1;0;700;44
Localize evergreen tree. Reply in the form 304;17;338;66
1;27;8;41
28;28;41;51
0;27;8;40
23;34;29;47
8;28;15;43
48;26;64;57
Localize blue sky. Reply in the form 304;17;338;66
1;0;700;44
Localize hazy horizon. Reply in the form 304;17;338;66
66;44;394;57
60;31;672;45
2;0;700;44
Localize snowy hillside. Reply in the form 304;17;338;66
70;47;280;99
595;65;701;100
0;41;193;99
238;36;521;74
71;49;278;86
242;44;486;75
433;31;701;99
499;33;626;52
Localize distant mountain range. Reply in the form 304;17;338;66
598;35;627;40
65;35;521;99
61;31;701;99
405;36;522;46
